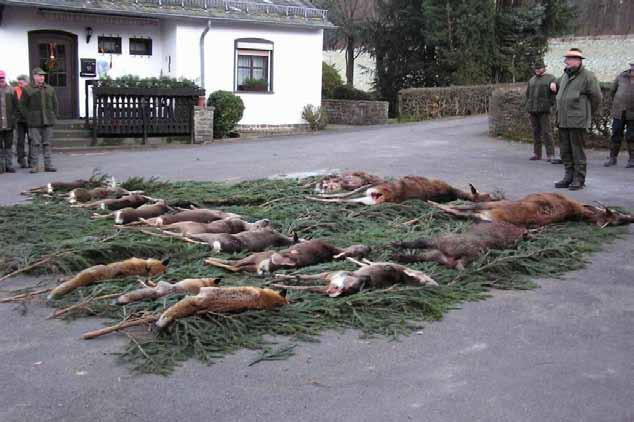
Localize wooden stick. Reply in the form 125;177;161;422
346;257;368;267
273;273;329;281
0;287;52;303
0;257;52;283
204;258;241;273
82;315;158;340
314;184;373;199
48;293;121;319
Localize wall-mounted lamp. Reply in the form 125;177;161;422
86;27;93;44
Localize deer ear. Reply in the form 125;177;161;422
469;184;478;196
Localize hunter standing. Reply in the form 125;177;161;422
20;67;58;173
526;61;557;161
551;48;602;190
14;74;31;168
604;61;634;168
0;70;18;174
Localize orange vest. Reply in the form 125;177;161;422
15;86;23;100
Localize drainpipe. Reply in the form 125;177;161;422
200;20;212;89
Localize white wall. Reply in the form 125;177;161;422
323;50;375;92
174;21;324;125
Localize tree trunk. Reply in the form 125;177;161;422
346;36;355;86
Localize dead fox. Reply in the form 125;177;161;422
47;257;169;300
162;218;271;236
145;209;241;226
314;171;384;194
391;221;528;270
311;176;497;205
116;278;220;305
155;286;288;329
114;201;171;225
190;228;296;253
430;193;634;228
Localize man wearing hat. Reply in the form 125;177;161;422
14;74;31;168
526;61;557;161
0;70;18;173
604;61;634;168
20;67;58;172
550;48;602;190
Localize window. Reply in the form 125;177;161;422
235;39;273;93
130;38;152;56
98;36;122;54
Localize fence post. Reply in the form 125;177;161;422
142;96;148;145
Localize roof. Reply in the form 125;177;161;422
0;0;334;28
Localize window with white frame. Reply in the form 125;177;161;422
235;39;273;93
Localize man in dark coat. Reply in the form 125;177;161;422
0;70;18;173
551;48;602;190
14;74;31;168
20;67;58;172
526;61;557;161
604;61;634;168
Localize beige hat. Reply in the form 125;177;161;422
564;48;585;59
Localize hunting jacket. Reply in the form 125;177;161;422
526;73;556;113
555;65;602;129
610;70;634;120
0;85;17;130
20;83;58;128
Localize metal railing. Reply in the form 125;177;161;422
133;0;329;20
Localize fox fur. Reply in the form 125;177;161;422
47;257;169;300
155;286;288;328
162;218;271;236
114;202;170;225
391;221;528;270
116;278;220;305
190;228;295;253
146;209;241;226
432;193;634;228
315;172;384;194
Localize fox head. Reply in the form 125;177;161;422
469;184;501;202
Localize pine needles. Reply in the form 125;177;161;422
0;177;627;375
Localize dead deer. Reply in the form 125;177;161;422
309;176;497;205
314;171;384;194
113;201;171;225
429;193;634;228
72;194;149;211
391;221;528;270
68;186;132;204
155;286;288;329
143;209;241;226
115;278;221;305
191;228;296;253
161;218;271;236
26;179;99;195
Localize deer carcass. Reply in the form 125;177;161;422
190;228;296;253
391;221;528;270
114;201;171;224
27;179;100;195
144;209;241;226
116;278;220;305
73;194;149;210
161;218;271;236
314;171;384;194
69;186;131;204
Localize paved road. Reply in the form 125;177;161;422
1;116;633;422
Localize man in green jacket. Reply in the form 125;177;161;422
20;67;58;173
0;70;18;173
551;48;602;190
526;61;557;161
604;61;634;168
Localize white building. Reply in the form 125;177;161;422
0;0;330;127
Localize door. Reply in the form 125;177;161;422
28;31;78;119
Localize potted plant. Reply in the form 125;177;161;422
238;78;268;92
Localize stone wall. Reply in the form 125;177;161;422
193;106;214;144
237;123;310;137
321;99;389;125
545;35;634;82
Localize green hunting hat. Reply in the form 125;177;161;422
533;61;546;69
17;74;29;81
32;67;47;75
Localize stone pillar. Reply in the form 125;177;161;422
193;106;214;143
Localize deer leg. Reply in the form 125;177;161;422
204;258;241;273
392;249;451;267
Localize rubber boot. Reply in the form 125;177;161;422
626;141;634;168
555;170;573;188
603;143;620;167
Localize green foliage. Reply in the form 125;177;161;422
98;74;199;89
206;90;245;139
332;85;374;100
0;177;625;374
301;104;328;131
239;78;268;92
322;62;344;98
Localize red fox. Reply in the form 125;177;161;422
391;221;528;270
116;278;220;305
155;286;288;328
430;193;634;228
47;257;169;300
314;171;384;194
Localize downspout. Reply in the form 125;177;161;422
199;20;212;89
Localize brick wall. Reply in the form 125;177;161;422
321;99;389;125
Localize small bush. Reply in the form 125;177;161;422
207;90;245;138
332;85;373;101
302;104;328;131
322;62;344;98
98;74;199;89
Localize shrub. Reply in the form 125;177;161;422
322;62;343;98
332;85;373;101
207;90;245;138
98;74;199;89
302;104;328;131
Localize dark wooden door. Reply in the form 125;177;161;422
28;31;78;119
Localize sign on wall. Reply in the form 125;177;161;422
80;58;97;77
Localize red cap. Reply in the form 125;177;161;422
0;70;6;78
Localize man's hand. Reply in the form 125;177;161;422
550;82;558;93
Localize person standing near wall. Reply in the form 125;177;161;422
14;74;31;168
526;61;557;161
0;70;18;174
604;61;634;168
20;67;58;173
550;48;602;191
